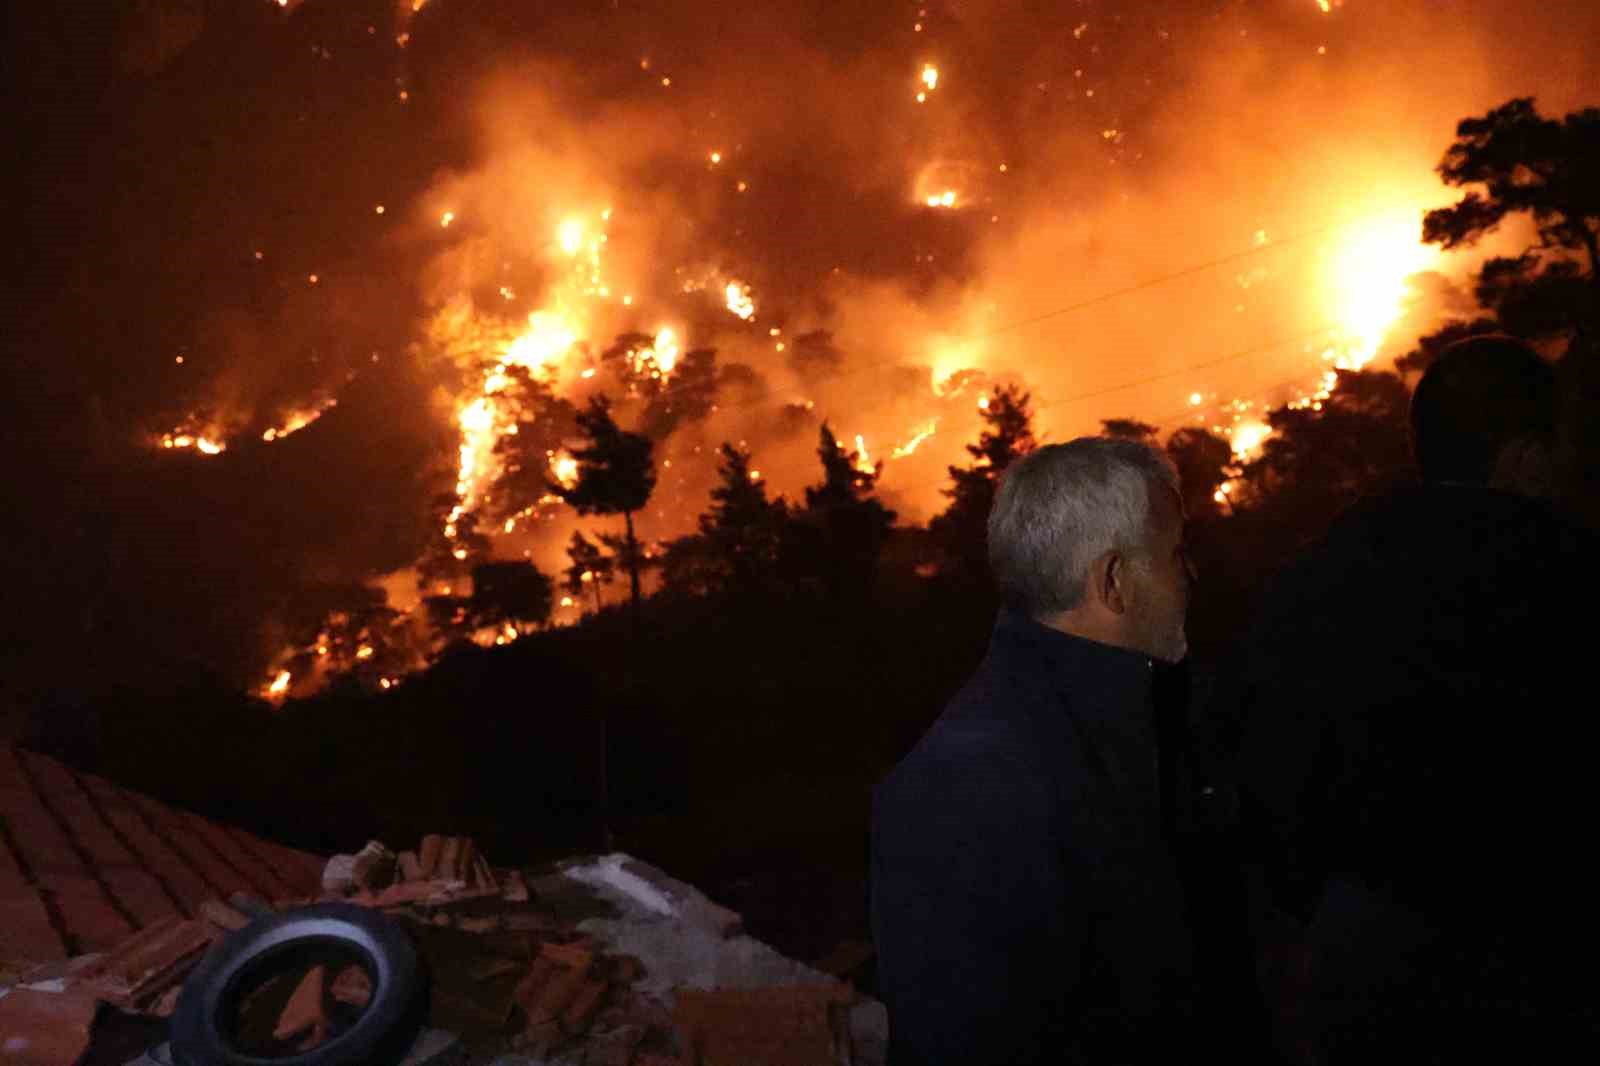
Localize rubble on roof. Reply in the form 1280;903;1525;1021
2;835;886;1066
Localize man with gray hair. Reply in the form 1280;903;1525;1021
872;436;1199;1064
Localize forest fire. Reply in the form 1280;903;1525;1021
95;0;1593;700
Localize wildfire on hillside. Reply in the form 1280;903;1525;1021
118;0;1576;702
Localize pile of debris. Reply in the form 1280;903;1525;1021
0;836;886;1066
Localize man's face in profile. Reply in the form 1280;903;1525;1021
1126;485;1192;663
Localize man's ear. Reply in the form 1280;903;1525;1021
1092;550;1129;616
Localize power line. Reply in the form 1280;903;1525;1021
632;195;1431;417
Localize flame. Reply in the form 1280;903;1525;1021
267;669;291;697
440;210;455;227
557;216;585;257
1230;421;1272;460
926;190;957;208
262;398;338;442
891;422;938;458
1323;209;1440;370
724;281;756;320
921;64;939;91
854;434;875;474
161;429;227;455
550;450;580;489
652;326;679;373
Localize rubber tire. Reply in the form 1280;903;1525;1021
170;902;426;1066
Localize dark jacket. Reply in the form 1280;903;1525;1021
1237;484;1600;1055
871;612;1195;1065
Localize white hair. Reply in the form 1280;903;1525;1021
987;437;1179;616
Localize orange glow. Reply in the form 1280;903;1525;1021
440;210;455;227
267;670;291;697
1322;210;1441;370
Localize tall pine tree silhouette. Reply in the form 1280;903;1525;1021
930;385;1036;582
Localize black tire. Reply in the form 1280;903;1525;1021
170;902;427;1066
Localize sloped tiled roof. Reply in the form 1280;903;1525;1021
0;745;324;968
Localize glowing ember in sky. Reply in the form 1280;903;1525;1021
267;670;291;697
921;64;939;91
440;210;455;227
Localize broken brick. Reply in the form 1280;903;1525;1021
470;957;524;983
561;977;609;1034
200;898;251;932
539;938;594;972
273;965;328;1043
0;986;101;1066
513;958;561;1015
330;964;373;1008
500;869;529;902
437;838;463;882
418;835;444;879
78;917;216;1009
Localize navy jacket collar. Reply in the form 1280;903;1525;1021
987;609;1160;795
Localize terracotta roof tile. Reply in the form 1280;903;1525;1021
0;745;325;970
76;772;212;912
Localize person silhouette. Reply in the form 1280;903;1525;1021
1236;334;1599;1061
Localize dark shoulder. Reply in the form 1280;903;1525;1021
876;671;1050;819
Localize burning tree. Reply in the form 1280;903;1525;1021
417;493;491;597
267;584;420;697
788;424;897;600
564;531;615;613
1164;427;1235;522
468;561;554;636
930;385;1037;581
555;396;656;623
661;444;787;600
489;367;581;520
1231;370;1413;537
